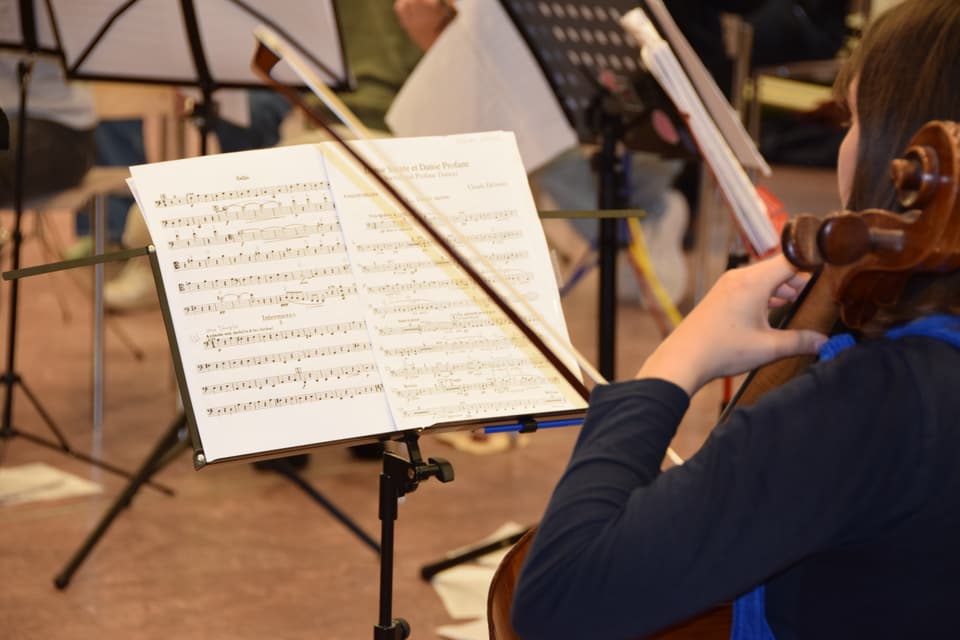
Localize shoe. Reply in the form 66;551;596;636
103;256;158;312
618;189;689;306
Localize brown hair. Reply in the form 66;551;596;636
836;0;960;212
833;0;960;333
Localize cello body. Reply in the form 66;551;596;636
487;528;731;639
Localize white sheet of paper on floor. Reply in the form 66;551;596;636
436;617;491;640
0;462;102;506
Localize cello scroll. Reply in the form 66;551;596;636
782;120;960;328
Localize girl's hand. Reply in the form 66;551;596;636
635;255;828;395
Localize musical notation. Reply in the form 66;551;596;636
161;198;332;228
358;250;530;276
364;271;531;296
172;243;345;271
395;374;543;400
197;342;372;372
375;315;512;336
206;383;384;416
183;285;356;315
204;320;366;349
354;229;522;255
360;258;448;275
372;298;483;316
201;363;377;394
154;181;326;207
168;222;340;250
457;208;518;224
385;357;533;378
381;336;518;357
178;264;351;293
402;397;563;419
467;229;523;244
364;214;415;232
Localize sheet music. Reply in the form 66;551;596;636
642;0;770;175
322;132;584;430
620;8;779;256
130;133;585;462
130;145;392;463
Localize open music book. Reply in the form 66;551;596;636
128;132;586;464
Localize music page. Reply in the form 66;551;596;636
321;132;585;431
130;145;392;463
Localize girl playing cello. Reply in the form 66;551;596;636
512;1;960;638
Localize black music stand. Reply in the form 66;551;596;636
0;0;172;485
25;0;368;589
497;0;693;379
44;0;350;154
411;3;696;583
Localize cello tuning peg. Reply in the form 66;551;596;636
817;214;906;265
781;214;824;271
891;146;940;207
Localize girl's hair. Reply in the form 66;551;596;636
835;0;960;213
832;0;960;334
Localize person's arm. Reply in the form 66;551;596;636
512;343;926;639
510;257;910;638
393;0;457;52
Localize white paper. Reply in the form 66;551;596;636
385;0;578;173
323;132;584;430
643;0;770;175
0;463;102;505
436;618;490;640
621;8;778;255
130;145;393;463
46;0;345;87
129;133;585;462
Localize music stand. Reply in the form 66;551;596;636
44;0;351;153
0;0;175;485
26;0;365;588
496;0;693;379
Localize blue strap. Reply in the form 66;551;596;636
730;314;960;639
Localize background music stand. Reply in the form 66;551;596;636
45;0;351;153
24;0;369;589
496;0;694;380
0;0;172;485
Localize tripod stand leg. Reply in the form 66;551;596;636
16;376;70;448
54;412;188;590
13;378;174;495
268;460;381;555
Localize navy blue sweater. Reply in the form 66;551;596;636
512;336;960;639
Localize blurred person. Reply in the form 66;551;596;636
0;55;96;209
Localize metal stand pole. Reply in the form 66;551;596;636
374;433;453;640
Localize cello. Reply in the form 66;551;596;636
488;119;960;639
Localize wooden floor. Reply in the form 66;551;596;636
0;166;838;639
